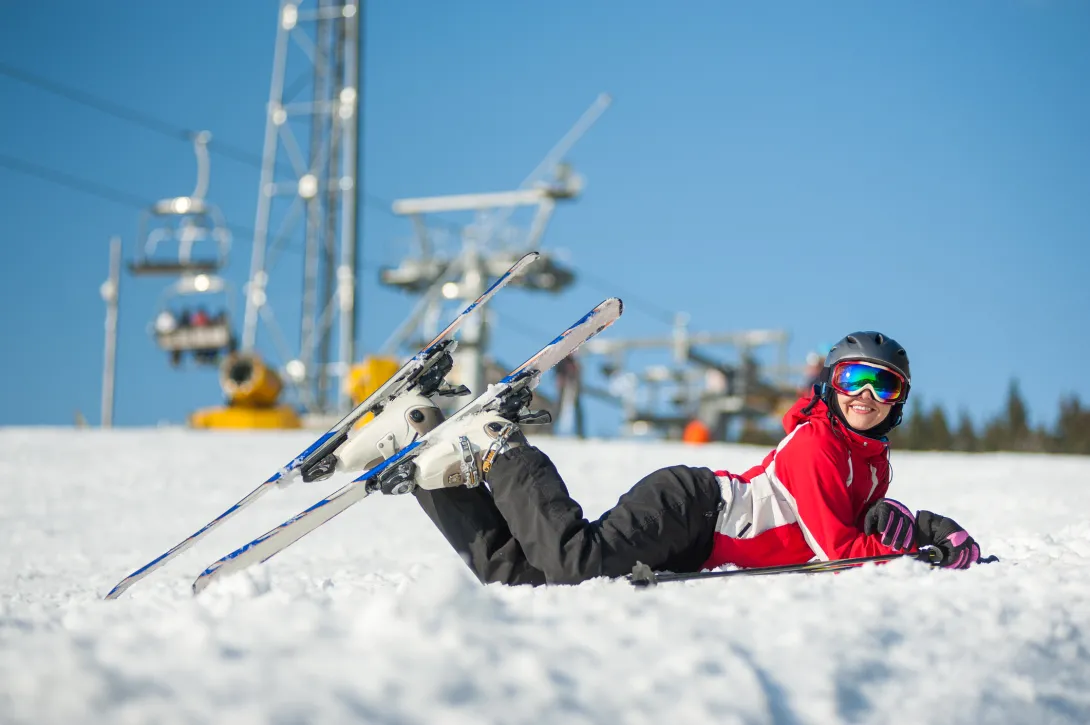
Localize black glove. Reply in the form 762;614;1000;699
915;510;981;569
862;498;916;551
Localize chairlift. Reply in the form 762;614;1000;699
129;197;231;275
129;131;232;276
151;273;237;367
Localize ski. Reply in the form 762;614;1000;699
191;297;624;594
629;549;999;587
104;251;541;600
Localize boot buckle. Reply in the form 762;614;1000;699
456;436;481;488
482;422;517;476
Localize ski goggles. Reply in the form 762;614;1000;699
829;360;909;404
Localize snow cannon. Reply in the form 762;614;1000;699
346;356;401;407
220;353;282;407
342;356;401;429
188;353;301;429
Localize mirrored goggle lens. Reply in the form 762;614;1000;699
831;361;905;402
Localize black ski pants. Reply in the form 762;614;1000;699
412;445;724;585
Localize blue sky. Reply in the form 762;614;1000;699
1;1;1088;434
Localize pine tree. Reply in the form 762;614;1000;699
952;409;978;452
1054;394;1090;455
1005;379;1033;451
980;418;1005;451
901;396;930;450
928;405;953;451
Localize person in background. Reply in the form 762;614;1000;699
554;354;585;438
801;348;828;396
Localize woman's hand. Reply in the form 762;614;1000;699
862;498;916;551
915;510;981;569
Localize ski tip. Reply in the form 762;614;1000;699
509;251;540;276
598;297;623;321
192;569;215;595
104;571;142;600
590;297;622;319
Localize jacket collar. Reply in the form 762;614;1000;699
783;396;890;459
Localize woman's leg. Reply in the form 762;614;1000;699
486;446;723;584
413;485;547;586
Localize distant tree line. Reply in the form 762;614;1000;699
889;380;1090;455
733;380;1090;453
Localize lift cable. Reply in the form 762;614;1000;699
2;152;278;256
1;62;677;326
0;59;398;215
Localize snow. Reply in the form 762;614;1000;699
2;427;1089;725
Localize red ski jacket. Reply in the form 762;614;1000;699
703;396;914;570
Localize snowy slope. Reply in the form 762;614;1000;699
2;427;1089;725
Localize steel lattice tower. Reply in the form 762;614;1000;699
242;0;361;415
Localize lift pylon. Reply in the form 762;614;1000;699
377;94;609;398
241;0;361;417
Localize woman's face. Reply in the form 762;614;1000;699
836;388;893;431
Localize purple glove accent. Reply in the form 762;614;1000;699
863;498;916;552
944;535;981;569
916;510;981;569
882;500;913;550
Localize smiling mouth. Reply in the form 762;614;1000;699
848;403;876;415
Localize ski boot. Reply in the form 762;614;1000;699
300;392;446;484
407;386;547;491
410;410;527;490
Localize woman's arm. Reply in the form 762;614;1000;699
773;427;915;560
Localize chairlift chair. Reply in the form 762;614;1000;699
129;131;231;276
151;273;237;367
129;197;231;276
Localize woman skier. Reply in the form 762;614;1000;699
335;330;983;585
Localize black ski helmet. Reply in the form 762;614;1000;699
817;331;911;436
824;331;911;383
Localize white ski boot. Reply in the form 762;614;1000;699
334;392;446;474
410;410;526;490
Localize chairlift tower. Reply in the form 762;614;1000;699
241;0;361;416
378;94;610;398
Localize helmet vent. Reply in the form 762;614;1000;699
846;335;858;345
875;333;886;344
